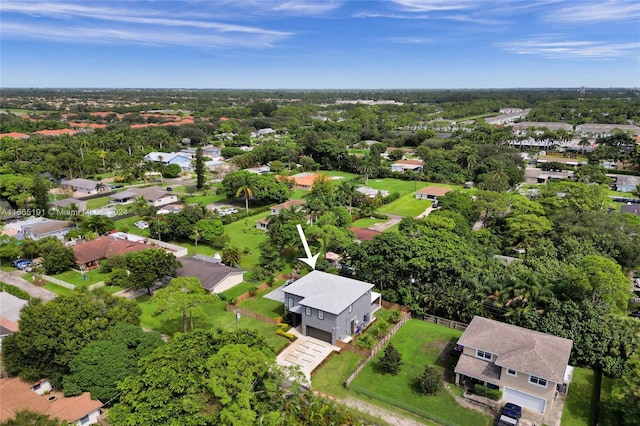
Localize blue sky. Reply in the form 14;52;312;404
1;0;639;89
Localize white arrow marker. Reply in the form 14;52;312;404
296;224;319;269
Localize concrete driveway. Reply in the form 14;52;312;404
276;328;340;385
0;270;56;302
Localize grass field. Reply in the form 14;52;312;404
238;281;287;319
355;178;429;197
350;319;491;425
312;351;366;398
378;193;432;217
561;367;598;426
41;282;76;296
290;189;309;200
351;217;386;228
49;269;109;287
114;215;151;236
85;196;115;210
223;211;270;269
136;294;288;352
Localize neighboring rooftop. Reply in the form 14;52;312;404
72;235;152;265
177;257;244;292
0;292;28;322
457;316;573;383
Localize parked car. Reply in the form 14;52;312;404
217;210;228;217
166;187;173;191
630;311;640;319
226;207;238;214
111;184;124;189
497;403;522;426
11;258;29;267
15;260;32;270
134;220;149;229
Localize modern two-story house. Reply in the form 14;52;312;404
454;316;573;415
282;270;380;345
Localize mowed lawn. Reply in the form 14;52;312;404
359;178;429;197
224;210;270;269
561;367;599;426
378;193;433;217
350;319;491;425
136;294;289;352
312;351;366;398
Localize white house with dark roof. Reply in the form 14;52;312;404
283;270;380;345
177;256;244;293
454;316;573;415
61;178;102;195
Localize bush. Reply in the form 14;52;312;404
355;335;374;350
473;384;502;401
379;343;402;375
229;297;238;306
389;310;402;323
248;285;259;297
372;319;390;339
276;329;296;341
417;365;442;395
0;283;31;301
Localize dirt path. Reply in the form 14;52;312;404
341;396;431;426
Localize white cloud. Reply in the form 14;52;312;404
548;0;640;22
272;1;342;14
388;36;433;44
390;0;475;12
500;36;640;59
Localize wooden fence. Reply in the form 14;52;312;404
381;299;410;313
232;282;271;304
421;314;468;331
335;340;371;357
225;304;283;326
343;312;411;387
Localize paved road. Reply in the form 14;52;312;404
0;270;56;301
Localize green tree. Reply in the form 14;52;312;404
162;163;181;178
63;323;163;403
232;171;256;215
0;410;67;426
505;214;553;252
608;353;640;425
2;290;140;387
222;245;241;267
417;365;442;395
195;146;206;190
151;277;214;333
31;175;50;214
39;237;75;274
123;249;182;295
80;214;114;235
379;343;402;375
192;219;229;248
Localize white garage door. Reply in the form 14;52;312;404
503;387;547;413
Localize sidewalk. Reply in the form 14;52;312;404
0;270;56;301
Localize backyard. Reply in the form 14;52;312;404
561;367;599;426
348;319;491;425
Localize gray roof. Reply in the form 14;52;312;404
454;353;501;385
64;178;99;190
621;204;640;216
177;258;244;291
283;270;373;315
110;191;137;201
23;219;72;236
0;292;28;322
130;187;170;202
457;316;573;383
50;198;85;209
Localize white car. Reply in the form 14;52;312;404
135;220;149;229
226;208;238;214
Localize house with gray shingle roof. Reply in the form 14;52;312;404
283;270;380;345
454;316;573;415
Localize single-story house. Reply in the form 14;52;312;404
283;270;380;345
415;186;453;201
176;256;244;293
49;198;87;212
536;172;572;184
156;204;184;215
391;159;423;173
72;235;153;270
205;160;226;171
0;292;27;349
144;152;193;171
61;178;102;195
0;132;30;140
256;199;307;231
110;187;178;207
616;176;640;193
621;204;640;217
255;217;269;231
0;377;103;425
357;187;389;198
277;173;326;191
23;219;73;241
454;316;573;415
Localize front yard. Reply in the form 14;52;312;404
378;193;433;217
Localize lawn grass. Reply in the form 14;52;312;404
223;211;270;269
350;319;490;426
49;269;109;287
41;282;76;296
136;294;289;352
561;367;598;426
221;282;258;300
599;375;624;426
322;170;359;180
182;192;227;205
351;217;386;228
312;351;366;398
355;178;429;197
85;196;115;210
378;193;432;217
238;281;287;319
290;189;309;200
113;215;151;236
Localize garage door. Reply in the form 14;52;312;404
305;326;332;344
503;387;547;413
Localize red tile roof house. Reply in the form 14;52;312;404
415;186;453;201
0;377;103;425
0;132;30;140
454;316;573;416
72;235;153;270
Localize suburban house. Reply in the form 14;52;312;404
256;199;306;231
157;204;184;215
415;186;453;201
282;270;381;345
23;219;74;241
277;173;326;190
0;377;103;425
177;255;244;293
0;292;26;349
621;204;640;217
61;178;103;195
390;159;424;173
49;198;87;212
110;187;178;207
144;152;193;171
454;316;573;415
615;176;640;193
71;235;153;269
357;187;389;198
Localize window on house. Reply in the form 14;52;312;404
305;306;312;316
349;304;353;313
79;415;90;425
288;297;294;308
318;310;324;320
476;350;492;360
33;383;41;391
507;369;517;376
529;375;547;387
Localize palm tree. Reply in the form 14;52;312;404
234;172;256;216
267;205;305;239
97;150;108;170
358;154;376;185
335;180;358;214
